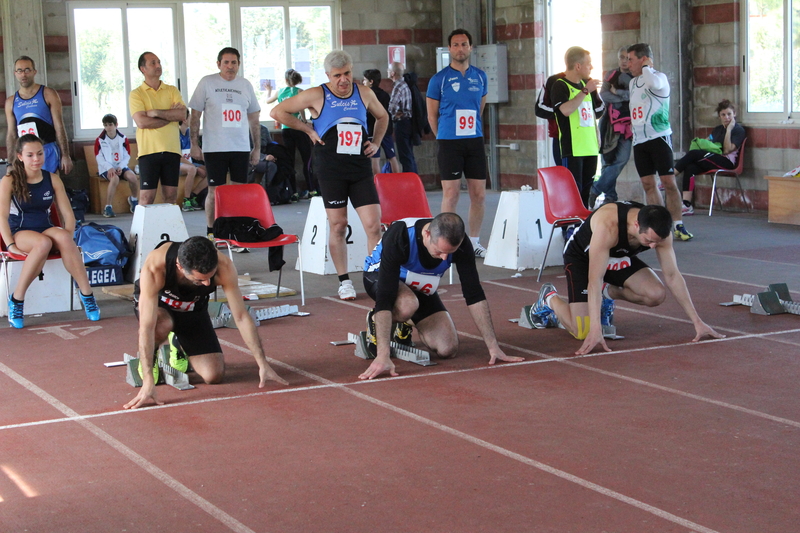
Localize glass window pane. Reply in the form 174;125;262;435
128;8;176;89
548;0;601;77
240;6;286;115
74;8;127;129
184;3;231;98
289;6;333;90
747;0;784;112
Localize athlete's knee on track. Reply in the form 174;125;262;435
641;285;667;307
431;337;458;359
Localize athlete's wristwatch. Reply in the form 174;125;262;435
581;87;589;95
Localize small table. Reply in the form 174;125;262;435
765;175;800;225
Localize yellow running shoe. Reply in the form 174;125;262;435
167;332;189;373
137;357;160;384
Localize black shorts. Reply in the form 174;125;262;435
363;271;447;324
100;167;132;180
134;300;222;356
204;151;250;187
564;254;650;303
138;152;181;190
633;136;674;177
437;137;488;181
317;171;379;209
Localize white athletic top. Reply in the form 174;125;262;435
628;66;672;146
188;74;260;153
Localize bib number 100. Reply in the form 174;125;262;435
223;109;242;122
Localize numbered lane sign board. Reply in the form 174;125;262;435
126;204;190;282
484;190;565;270
296;197;368;275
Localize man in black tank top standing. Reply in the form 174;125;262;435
529;202;723;355
124;237;287;409
271;50;389;301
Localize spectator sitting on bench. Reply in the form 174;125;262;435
0;134;101;328
179;110;208;211
94;113;139;217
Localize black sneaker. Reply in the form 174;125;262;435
392;321;413;347
366;309;377;357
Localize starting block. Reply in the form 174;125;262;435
208;302;301;328
517;305;624;339
123;350;194;391
350;331;436;366
725;283;800;316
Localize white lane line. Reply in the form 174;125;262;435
454;331;800;429
0;361;257;533
484;279;800;340
2;330;785;531
219;340;723;533
6;325;798;433
324;293;800;428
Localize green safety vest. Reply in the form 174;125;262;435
557;79;599;157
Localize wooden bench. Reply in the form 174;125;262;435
83;143;187;214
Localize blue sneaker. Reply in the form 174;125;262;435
8;297;24;328
79;292;101;321
128;196;138;213
601;298;615;327
103;205;115;218
529;283;559;329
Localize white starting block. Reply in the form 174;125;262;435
517;305;624;339
127;204;189;282
725;283;800;316
484;189;565;270
208;301;301;328
296;197;368;275
349;331;436;366
0;257;81;317
123;350;194;391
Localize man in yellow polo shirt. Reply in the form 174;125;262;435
129;52;186;206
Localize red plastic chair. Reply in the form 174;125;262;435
374;172;432;225
214;184;304;305
373;172;453;283
537;166;592;282
704;137;748;216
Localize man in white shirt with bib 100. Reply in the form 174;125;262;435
189;47;260;238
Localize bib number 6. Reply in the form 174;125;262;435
408;281;433;294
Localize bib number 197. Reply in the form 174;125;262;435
336;123;362;155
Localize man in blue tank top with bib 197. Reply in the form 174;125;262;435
271;50;389;301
